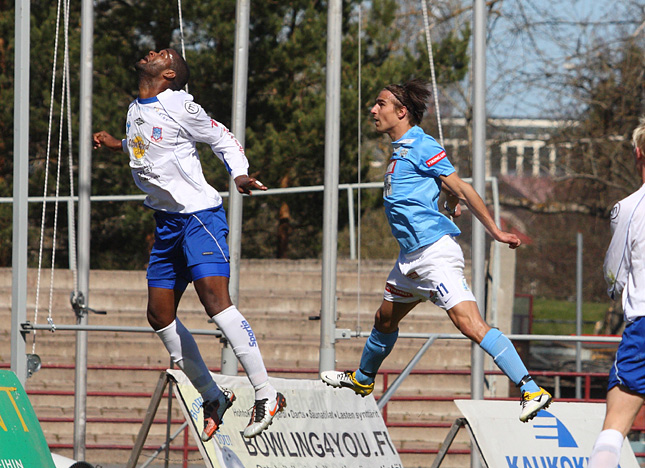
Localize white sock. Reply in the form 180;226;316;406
156;318;221;402
212;305;276;401
589;429;624;468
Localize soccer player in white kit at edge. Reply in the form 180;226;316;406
588;119;645;467
321;79;552;422
92;49;285;441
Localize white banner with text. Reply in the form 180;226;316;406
455;400;639;468
168;370;403;468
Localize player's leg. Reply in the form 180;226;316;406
321;299;417;396
322;252;421;396
590;318;645;466
447;300;551;421
194;275;285;438
589;386;644;468
148;211;231;442
187;207;284;438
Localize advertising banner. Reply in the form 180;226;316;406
0;370;56;467
455;400;639;468
168;370;402;468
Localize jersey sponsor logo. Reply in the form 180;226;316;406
184;101;200;114
611;203;620;220
425;150;446;167
385;283;413;298
210;119;218;128
202;251;214;256
151;127;163;142
126;121;131;133
134;117;145;126
461;278;470;292
129;135;149;159
135;164;160;181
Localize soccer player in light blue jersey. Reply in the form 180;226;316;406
322;79;552;422
93;49;285;440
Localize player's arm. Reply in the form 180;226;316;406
92;131;125;152
440;172;520;249
603;203;629;299
179;100;267;194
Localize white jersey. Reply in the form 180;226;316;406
603;183;645;322
122;89;249;213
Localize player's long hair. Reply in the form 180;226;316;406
385;78;431;126
168;49;190;91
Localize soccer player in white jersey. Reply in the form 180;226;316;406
588;120;645;467
92;49;285;440
321;79;552;422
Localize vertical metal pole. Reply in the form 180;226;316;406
74;0;93;459
575;232;583;399
471;1;486;466
347;187;356;260
319;0;342;373
224;0;251;375
11;0;30;387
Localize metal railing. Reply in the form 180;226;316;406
0;177;492;263
8;363;643;466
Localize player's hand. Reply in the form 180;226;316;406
496;231;521;249
92;131;123;152
234;175;268;195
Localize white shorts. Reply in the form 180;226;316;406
383;235;476;310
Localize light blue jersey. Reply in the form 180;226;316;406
383;126;460;253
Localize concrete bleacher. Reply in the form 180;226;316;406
0;260;489;468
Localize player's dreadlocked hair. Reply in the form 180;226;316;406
384;78;431;126
168;49;190;91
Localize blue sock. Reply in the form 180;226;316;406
479;328;540;393
354;328;399;385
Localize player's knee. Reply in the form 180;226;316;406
374;309;397;333
147;307;172;330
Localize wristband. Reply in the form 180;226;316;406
443;201;456;215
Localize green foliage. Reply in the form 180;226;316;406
531;298;610;336
1;0;470;267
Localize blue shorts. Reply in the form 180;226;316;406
608;317;645;395
147;206;230;290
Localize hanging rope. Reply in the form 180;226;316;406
177;0;188;93
421;0;445;148
32;0;77;353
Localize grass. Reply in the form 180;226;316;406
529;298;612;335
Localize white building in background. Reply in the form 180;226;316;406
439;117;580;178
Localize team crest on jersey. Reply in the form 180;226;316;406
399;148;409;157
134;118;145;126
151;127;163;142
610;203;620;220
184;101;200;114
426;150;446;167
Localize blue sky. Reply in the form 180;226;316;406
485;0;644;118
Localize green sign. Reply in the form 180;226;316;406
0;370;56;467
